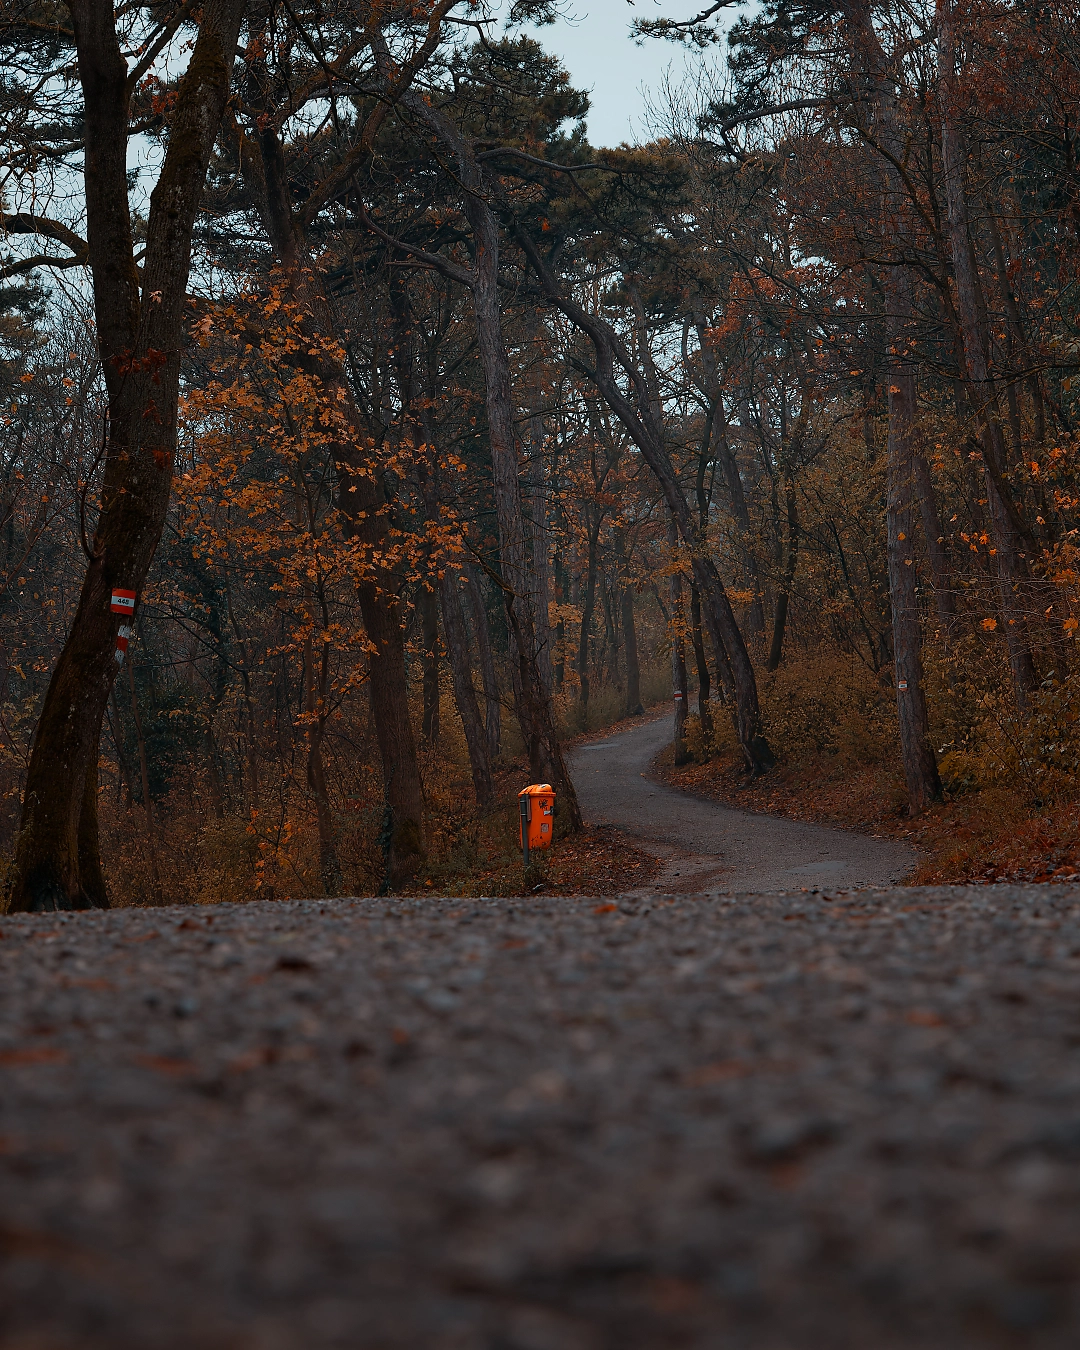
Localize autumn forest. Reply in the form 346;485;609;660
1;0;1079;910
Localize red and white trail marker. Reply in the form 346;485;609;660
113;625;133;665
110;589;136;615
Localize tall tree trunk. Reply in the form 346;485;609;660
689;584;713;748
526;344;554;695
242;113;426;888
77;742;109;912
577;515;600;714
440;570;495;808
127;655;163;902
552;550;568;689
388;89;581;829
462;197;580;828
600;579;618;689
985;200;1057;535
766;471;799;672
937;0;1037;705
205;731;226;822
225;582;260;813
303;623;342;896
886;287;942;812
622;583;643;717
466;566;501;761
845;0;942;811
296;470;343;897
669;517;690;765
5;0;247;912
984;195;1048;454
420;583;440;745
614;530;643;716
694;317;767;642
912;447;957;633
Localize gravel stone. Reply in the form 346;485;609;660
3;885;1080;1347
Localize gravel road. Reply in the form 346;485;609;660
4;885;1080;1349
569;714;917;891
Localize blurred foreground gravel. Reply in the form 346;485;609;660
3;885;1080;1349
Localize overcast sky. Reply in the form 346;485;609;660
512;0;741;148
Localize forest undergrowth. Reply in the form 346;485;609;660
659;645;1080;887
93;672;668;907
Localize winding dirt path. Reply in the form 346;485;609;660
568;713;917;892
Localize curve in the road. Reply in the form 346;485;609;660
568;713;917;892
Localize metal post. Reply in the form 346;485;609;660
520;793;530;874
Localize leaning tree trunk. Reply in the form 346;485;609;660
513;227;774;777
5;0;247;913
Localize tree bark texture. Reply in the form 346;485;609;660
77;724;109;911
912;447;957;633
439;570;495;808
668;517;690;765
689;584;713;746
577;513;601;714
622;584;643;717
886;340;943;811
303;625;343;896
694;318;767;642
221;574;262;814
466;567;501;761
127;655;162;903
766;472;799;672
469;204;580;826
5;0;247;912
526;354;554;695
420;583;441;744
613;530;643;716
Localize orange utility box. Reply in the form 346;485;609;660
518;783;555;864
